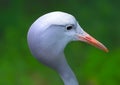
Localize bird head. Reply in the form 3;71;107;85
27;12;108;84
27;11;108;65
29;11;108;52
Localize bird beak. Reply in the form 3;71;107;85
77;32;108;52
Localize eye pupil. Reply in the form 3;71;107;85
66;26;73;30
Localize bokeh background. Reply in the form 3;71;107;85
0;0;120;85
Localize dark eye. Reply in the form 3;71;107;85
66;25;73;30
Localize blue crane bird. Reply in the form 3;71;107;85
27;11;108;85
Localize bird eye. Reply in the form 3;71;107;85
66;25;73;30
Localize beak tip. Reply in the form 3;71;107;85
104;48;109;53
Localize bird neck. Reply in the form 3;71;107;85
56;54;79;85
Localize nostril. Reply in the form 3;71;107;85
85;36;92;41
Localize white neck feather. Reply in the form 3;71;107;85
56;54;79;85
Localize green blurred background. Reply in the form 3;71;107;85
0;0;120;85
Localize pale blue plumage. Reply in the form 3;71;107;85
27;11;108;85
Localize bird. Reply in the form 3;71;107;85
27;11;108;85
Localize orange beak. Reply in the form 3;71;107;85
77;33;108;52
